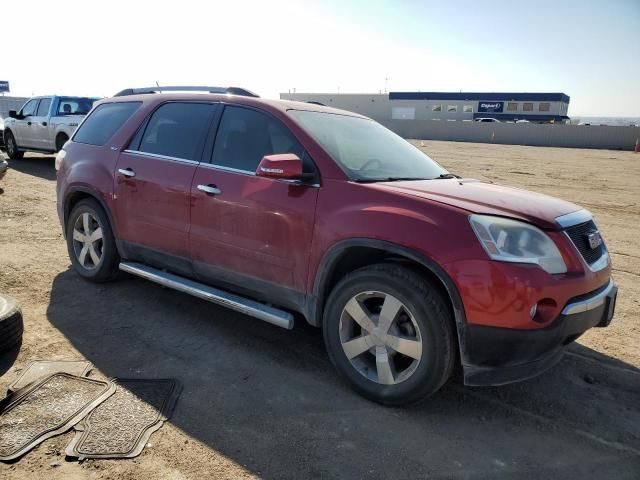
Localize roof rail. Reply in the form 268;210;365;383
113;86;259;98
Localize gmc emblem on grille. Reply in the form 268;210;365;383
586;232;603;250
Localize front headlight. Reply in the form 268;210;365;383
469;214;567;274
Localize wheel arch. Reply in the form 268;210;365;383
308;239;467;333
63;186;120;251
55;130;70;150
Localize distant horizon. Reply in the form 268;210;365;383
1;90;637;120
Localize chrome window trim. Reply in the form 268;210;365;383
202;163;255;176
561;279;615;316
122;149;199;165
198;163;320;188
555;209;592;228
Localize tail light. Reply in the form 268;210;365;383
55;149;66;171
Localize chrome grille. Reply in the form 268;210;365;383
564;220;605;265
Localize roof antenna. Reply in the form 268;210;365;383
155;81;160;88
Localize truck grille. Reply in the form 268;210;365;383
564;220;605;265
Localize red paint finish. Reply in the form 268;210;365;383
256;153;304;179
189;165;317;290
113;151;196;258
57;92;612;343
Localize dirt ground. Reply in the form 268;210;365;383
0;141;639;480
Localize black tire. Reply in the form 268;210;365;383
4;131;24;160
55;133;69;152
66;198;120;282
0;294;23;353
323;263;456;406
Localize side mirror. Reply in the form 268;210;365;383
8;110;18;119
256;153;303;180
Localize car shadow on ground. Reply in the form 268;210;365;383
45;269;640;479
0;343;21;377
1;154;57;181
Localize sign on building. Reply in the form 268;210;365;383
0;81;9;93
478;101;503;113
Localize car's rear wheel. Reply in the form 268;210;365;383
55;133;69;152
323;263;456;405
66;198;119;282
4;131;24;160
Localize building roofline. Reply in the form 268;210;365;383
389;92;570;102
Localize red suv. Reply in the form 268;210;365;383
56;86;616;405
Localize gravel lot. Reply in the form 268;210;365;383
1;141;639;479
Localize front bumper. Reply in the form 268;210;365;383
461;279;617;386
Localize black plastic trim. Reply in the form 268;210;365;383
310;239;467;330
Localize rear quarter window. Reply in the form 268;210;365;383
73;102;141;146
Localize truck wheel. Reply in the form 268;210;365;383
0;294;23;353
4;131;24;160
66;198;120;282
56;133;69;152
323;263;456;405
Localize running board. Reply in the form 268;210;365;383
119;262;294;330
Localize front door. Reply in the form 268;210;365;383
190;105;319;302
113;101;217;273
15;99;39;147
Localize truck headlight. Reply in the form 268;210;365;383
469;214;567;274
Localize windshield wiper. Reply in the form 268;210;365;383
434;173;461;179
354;177;432;183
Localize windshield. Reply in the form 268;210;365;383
56;97;96;116
289;110;447;181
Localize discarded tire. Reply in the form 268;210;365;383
0;294;23;353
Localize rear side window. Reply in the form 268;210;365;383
74;102;141;146
212;106;305;172
36;98;51;116
137;103;215;161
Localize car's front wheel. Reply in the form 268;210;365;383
323;263;456;405
4;131;24;160
66;198;120;282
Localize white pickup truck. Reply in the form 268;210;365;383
2;95;98;159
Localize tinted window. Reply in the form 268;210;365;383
21;99;38;117
74;102;141;146
138;103;215;161
57;97;96;116
212;106;304;172
36;98;52;116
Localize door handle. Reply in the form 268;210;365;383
118;168;136;178
27;121;32;126
197;184;221;195
41;121;47;126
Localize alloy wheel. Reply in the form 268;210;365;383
6;135;15;156
72;212;104;270
339;291;423;385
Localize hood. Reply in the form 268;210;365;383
373;179;581;229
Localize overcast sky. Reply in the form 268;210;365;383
3;0;639;116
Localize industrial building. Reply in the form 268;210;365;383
280;91;571;123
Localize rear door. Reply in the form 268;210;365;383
114;102;217;274
189;105;319;301
32;97;52;150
